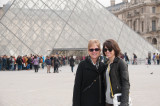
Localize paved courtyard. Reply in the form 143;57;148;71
0;65;160;106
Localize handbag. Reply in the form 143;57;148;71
112;93;132;106
108;64;132;106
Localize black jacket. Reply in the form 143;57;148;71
53;57;59;67
45;59;51;65
16;58;23;65
104;57;130;106
70;57;75;67
73;57;105;106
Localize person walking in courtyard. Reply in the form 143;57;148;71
45;56;51;73
156;53;159;65
153;53;156;65
73;39;105;106
33;56;39;73
102;39;130;106
133;53;137;65
53;55;59;73
147;53;151;65
124;52;129;64
69;56;75;72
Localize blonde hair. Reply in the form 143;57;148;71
88;39;101;50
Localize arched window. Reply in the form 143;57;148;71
152;38;157;45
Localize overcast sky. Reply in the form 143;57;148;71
98;0;124;6
0;0;129;7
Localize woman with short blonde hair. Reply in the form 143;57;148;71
73;39;105;106
88;39;101;51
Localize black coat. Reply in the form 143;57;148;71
73;57;105;106
16;58;23;65
104;57;130;106
69;57;75;67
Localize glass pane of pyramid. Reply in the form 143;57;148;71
0;0;159;58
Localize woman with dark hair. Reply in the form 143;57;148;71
33;56;39;73
73;39;105;106
103;39;130;106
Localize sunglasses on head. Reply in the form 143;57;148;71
89;48;100;52
104;48;112;52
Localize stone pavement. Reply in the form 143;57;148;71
0;65;160;106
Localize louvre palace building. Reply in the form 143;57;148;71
108;0;160;50
0;0;159;59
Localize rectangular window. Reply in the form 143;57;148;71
152;7;155;13
141;8;143;13
135;0;137;4
134;20;136;31
152;20;156;31
127;12;131;17
142;21;144;32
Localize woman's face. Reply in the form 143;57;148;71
88;43;100;60
104;46;115;59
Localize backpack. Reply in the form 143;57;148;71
40;58;43;63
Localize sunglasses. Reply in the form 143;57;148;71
104;48;112;52
89;48;100;52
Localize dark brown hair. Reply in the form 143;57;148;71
103;39;121;57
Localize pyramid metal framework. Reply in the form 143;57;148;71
0;0;159;58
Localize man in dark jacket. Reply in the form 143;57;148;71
124;52;129;64
16;56;23;70
53;56;59;73
69;56;75;72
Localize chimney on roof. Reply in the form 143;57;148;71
123;0;128;3
111;0;115;6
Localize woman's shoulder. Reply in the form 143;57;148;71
79;60;86;66
117;57;128;68
114;57;124;63
118;58;126;64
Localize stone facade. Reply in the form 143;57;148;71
108;0;160;50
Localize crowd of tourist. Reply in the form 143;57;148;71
147;53;160;65
0;52;160;72
0;54;85;72
116;52;160;65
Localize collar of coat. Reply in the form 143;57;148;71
106;56;120;65
84;56;104;74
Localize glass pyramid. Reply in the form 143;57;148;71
0;0;159;58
